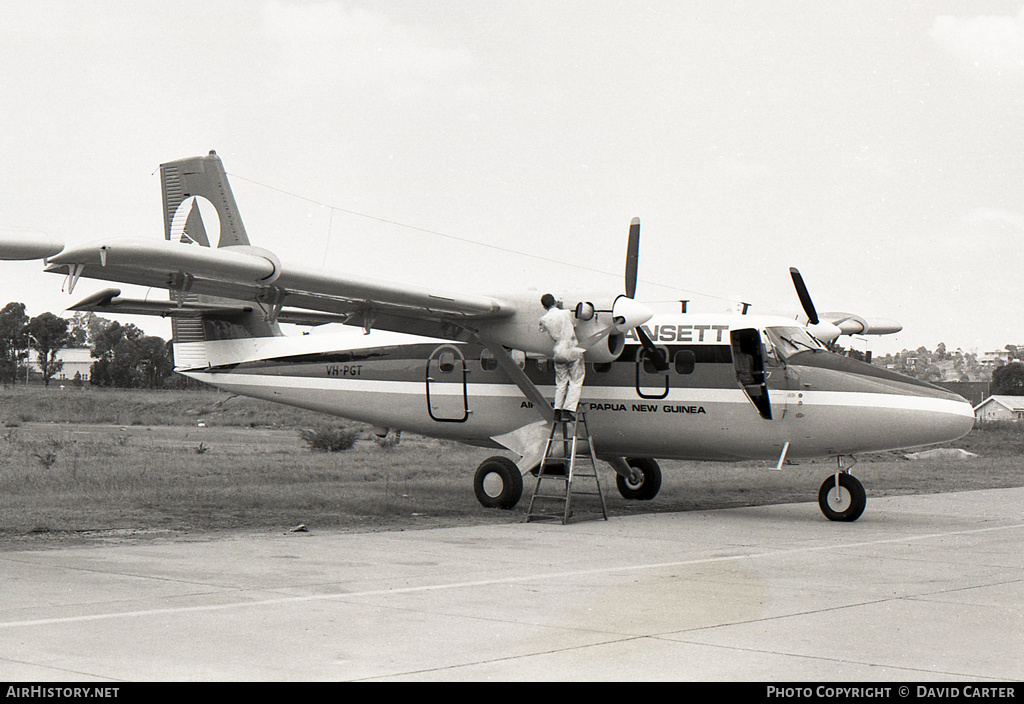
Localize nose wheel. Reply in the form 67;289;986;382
818;472;866;522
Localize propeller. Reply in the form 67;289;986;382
625;217;640;299
789;267;818;325
624;218;668;371
789;267;841;344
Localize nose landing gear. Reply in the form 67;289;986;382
818;457;866;522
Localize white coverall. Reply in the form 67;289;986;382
539;306;585;414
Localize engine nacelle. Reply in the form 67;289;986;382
566;303;632;364
578;329;626;363
807;321;843;344
560;294;651;363
822;312;903;336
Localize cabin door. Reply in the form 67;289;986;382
426;345;469;422
730;329;772;420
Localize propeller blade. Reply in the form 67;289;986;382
636;325;669;372
625;217;640;299
789;267;819;325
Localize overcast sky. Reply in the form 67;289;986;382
2;1;1024;356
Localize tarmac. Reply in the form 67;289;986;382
0;487;1022;682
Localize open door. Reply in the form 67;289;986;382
730;329;772;420
426;345;469;422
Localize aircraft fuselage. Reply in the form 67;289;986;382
179;314;975;463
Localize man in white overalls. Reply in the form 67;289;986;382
538;293;585;422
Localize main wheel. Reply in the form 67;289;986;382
818;473;866;522
615;457;662;501
474;456;524;509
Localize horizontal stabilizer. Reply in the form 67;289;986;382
68;291;352;326
69;289;253;317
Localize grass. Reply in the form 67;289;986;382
1;386;1022;546
0;385;332;428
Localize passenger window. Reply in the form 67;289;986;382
641;348;669;374
674;350;695;375
439;351;455;373
479;348;497;371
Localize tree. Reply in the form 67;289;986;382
134;335;174;388
23;312;71;387
990;361;1024;396
89;322;172;388
0;302;28;386
89;321;143;387
66;311;115;348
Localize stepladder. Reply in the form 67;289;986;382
525;412;607;524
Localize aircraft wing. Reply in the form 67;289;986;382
1;151;651;359
35;237;514;334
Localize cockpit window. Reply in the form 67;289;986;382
764;326;825;359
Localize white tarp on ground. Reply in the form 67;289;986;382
905;448;978;460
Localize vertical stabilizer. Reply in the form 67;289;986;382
158;151;277;359
160;150;249;248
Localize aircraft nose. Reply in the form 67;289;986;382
923;388;976;443
786;351;976;450
870;380;976;448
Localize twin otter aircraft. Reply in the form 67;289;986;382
1;152;975;522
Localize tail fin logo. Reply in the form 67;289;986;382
159;151;250;249
169;196;219;248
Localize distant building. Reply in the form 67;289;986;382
979;350;1012;367
973;395;1024;422
54;347;91;382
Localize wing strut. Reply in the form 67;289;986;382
470;332;554;423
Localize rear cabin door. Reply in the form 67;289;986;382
730;329;772;420
426;345;469;422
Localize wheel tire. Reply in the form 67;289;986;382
474;456;524;509
615;457;662;501
818;473;866;522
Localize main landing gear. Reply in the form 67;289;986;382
474;455;664;509
615;457;662;501
817;457;866;522
474;456;523;510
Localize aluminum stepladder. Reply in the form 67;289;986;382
525;411;607;524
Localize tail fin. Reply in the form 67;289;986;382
158;151;277;365
160;150;250;248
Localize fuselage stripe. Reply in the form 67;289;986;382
187;372;974;417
